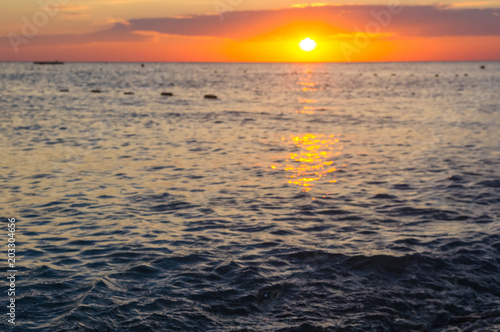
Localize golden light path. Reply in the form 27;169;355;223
268;66;344;193
299;38;317;52
271;133;343;192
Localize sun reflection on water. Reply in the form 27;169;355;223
273;133;343;191
297;98;319;114
298;81;318;92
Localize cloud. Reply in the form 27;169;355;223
53;4;89;19
125;5;500;39
1;23;148;51
38;4;88;12
91;17;131;27
1;4;499;60
57;5;88;12
450;1;496;7
290;3;330;8
95;0;144;4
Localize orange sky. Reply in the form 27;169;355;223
1;2;500;62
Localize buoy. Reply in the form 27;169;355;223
161;92;173;96
204;94;218;99
91;89;101;93
480;65;485;69
141;64;144;67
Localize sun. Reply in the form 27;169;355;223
299;38;317;52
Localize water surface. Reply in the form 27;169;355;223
0;62;499;331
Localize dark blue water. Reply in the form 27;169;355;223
0;62;499;331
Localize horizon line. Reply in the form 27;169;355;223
1;60;499;64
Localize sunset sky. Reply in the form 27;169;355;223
1;0;500;62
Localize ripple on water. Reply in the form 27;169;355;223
2;62;499;331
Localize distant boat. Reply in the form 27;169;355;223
34;61;64;65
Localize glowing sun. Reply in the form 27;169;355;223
299;38;317;52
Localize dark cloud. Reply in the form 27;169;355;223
1;4;499;56
127;5;500;38
1;23;147;53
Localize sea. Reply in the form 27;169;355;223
0;62;499;331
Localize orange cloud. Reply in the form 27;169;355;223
58;5;88;11
126;5;500;38
291;3;330;8
1;5;500;62
450;1;495;7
